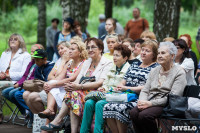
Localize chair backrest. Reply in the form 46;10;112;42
183;85;200;98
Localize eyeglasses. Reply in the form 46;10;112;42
9;38;18;42
86;46;98;51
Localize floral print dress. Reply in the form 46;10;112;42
64;69;94;117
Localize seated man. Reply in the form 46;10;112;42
23;49;54;127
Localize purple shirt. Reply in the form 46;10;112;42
16;59;36;87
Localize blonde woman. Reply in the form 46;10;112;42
39;40;88;122
0;33;31;123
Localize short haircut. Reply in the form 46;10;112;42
85;38;104;55
114;44;131;60
51;18;59;24
133;39;145;46
140;30;157;40
106;34;119;43
133;7;140;13
57;41;70;49
122;38;134;47
159;41;177;60
163;37;175;42
141;39;158;62
118;34;125;42
32;44;44;50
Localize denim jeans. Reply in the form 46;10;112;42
2;87;26;115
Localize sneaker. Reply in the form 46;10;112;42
27;118;33;129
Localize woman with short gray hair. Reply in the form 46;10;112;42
130;41;187;133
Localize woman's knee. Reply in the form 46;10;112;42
85;99;96;109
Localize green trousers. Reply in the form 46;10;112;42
80;99;108;133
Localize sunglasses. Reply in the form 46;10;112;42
9;38;18;42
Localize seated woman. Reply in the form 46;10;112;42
179;34;198;75
0;33;31;123
103;39;158;133
40;38;113;132
74;21;87;41
39;40;88;119
80;44;131;133
122;38;140;64
2;44;43;126
103;34;119;61
130;41;187;133
173;39;196;85
140;30;157;41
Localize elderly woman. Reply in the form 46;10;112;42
103;39;158;133
130;41;187;133
41;38;112;132
103;34;119;61
0;33;31;123
80;44;131;133
173;39;196;85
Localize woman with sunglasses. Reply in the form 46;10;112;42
0;33;31;123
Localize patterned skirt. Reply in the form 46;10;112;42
64;90;91;117
103;102;137;124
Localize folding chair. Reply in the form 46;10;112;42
12;107;28;126
159;85;200;133
1;97;18;123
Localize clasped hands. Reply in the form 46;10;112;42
137;100;152;110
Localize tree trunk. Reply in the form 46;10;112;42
153;0;181;42
37;0;46;48
105;0;113;18
61;0;90;32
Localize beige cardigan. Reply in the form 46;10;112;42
139;65;187;107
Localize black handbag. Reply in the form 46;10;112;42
161;94;188;118
79;76;96;84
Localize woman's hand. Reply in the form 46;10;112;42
115;85;127;91
14;83;19;88
64;82;81;92
97;87;105;92
0;72;6;80
137;100;152;110
43;82;52;93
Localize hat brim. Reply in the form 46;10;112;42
31;55;43;58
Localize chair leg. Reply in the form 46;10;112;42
12;108;28;126
2;98;18;123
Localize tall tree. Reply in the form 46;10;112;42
61;0;90;32
37;0;46;47
153;0;181;42
105;0;113;18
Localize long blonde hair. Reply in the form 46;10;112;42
7;33;27;53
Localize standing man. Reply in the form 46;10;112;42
46;18;60;61
98;14;107;39
124;8;149;41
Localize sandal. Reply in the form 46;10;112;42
40;123;64;131
38;108;55;121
